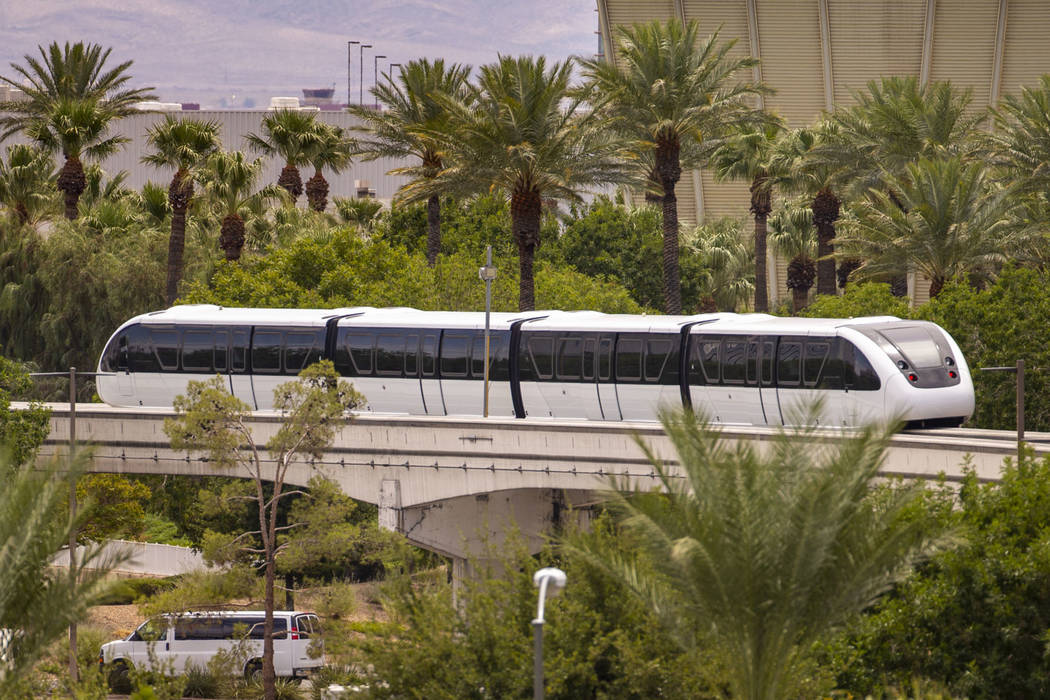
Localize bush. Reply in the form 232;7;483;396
801;282;913;319
96;577;177;606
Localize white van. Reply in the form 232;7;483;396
99;610;323;680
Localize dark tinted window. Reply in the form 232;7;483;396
557;337;582;380
182;330;212;372
879;327;943;368
376;333;403;376
231;330;248;372
598;338;612;380
723;340;746;384
214;331;229;372
471;336;487;377
421;335;438;377
152;330;179;370
747;341;775;387
645;339;672;382
175;618;224;641
778;342;802;386
527;336;554;380
253;331;282;373
844;341;881;391
286;331;322;373
247;618;287;640
404;335;419;376
804;341;831;387
582;339;596;381
441;334;470;377
616;338;643;381
347;333;373;375
126;325;157;372
701;341;720;384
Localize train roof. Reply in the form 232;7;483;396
124;305;905;333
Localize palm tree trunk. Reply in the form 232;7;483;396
305;170;329;212
56;155;86;221
426;194;441;266
165;171;193;306
929;276;945;298
656;138;682;314
277;164;303;201
812;188;840;296
511;188;542;311
14;202;29;225
787;256;816;314
220;213;246;261
750;174;771;313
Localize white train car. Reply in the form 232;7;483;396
97;305;975;429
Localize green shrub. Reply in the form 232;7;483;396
181;663;220;698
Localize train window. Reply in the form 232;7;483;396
803;341;831;387
471;336;487;378
777;342;802;386
126;325;157;372
404;335;419;376
347;333;373;375
557;337;582;380
441;334;470;378
421;335;438;377
232;330;248;372
582;339;596;381
376;333;404;376
151;330;179;371
598;338;612;380
253;331;282;373
182;330;213;372
527;336;554;380
214;331;228;372
843;341;881;391
878;326;942;368
687;340;706;386
645;339;672;382
287;332;322;374
616;338;643;381
747;341;775;387
700;341;720;384
723;340;746;385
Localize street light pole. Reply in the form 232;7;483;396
373;55;386;108
347;41;359;106
532;567;566;700
479;246;498;417
359;44;372;106
390;62;402;79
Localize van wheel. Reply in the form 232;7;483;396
244;660;263;682
108;660;131;693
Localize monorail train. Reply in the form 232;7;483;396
97;305;975;429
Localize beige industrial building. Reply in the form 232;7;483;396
596;0;1050;305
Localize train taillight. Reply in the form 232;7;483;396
907;373;918;383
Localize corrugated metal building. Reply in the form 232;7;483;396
596;0;1050;305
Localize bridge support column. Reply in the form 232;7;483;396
378;479;402;532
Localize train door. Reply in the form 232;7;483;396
420;333;444;415
596;335;620;420
115;335;134;397
749;337;776;425
698;335;766;425
775;335;843;426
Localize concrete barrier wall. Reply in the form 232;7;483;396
51;539;211;577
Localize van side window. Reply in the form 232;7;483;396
175;618;225;640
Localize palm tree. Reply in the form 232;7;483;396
684;217;754;312
196;151;286;261
142;115;222;305
768;203;817;313
569;408;942;700
245;109;318;203
711;119;785;312
580;19;766;313
24;98;128;220
0;41;155;141
302;122;353;212
837;157;1021;298
770;125;845;297
350;58;472;265
989;74;1050;199
408;55;631;311
0;144;56;226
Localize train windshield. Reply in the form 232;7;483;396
876;326;945;368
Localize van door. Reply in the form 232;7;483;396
125;618;170;672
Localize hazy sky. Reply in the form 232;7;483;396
0;0;599;108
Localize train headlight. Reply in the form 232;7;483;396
945;356;955;366
897;360;908;370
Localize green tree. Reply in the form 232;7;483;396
74;474;152;543
768;202;817;313
195;150;286;261
0;40;154;139
580;18;765;313
24;97;128;220
801;282;912;320
990;74;1050;200
570;409;944;700
0;356;50;465
245;109;318;202
837;157;1021;298
685;217;754;312
0;144;56;226
350;58;472;265
164;362;364;700
142;115;222;305
414;55;631;311
711;119;785;312
302;122;353;213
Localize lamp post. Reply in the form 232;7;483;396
532;567;566;700
478;246;498;417
373;54;386;108
347;41;359;106
390;62;402;79
359;43;372;105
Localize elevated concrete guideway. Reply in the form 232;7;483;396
30;404;1035;570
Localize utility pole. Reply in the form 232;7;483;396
359;44;372;106
347;41;359;106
